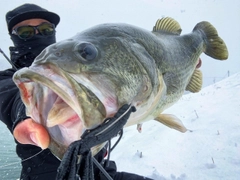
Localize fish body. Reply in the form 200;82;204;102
13;17;228;159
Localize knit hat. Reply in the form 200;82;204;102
6;3;60;32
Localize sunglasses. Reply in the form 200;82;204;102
12;22;55;40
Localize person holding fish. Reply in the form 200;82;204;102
0;3;153;180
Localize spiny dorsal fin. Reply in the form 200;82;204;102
186;69;203;93
153;17;182;35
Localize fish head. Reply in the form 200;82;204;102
13;26;156;158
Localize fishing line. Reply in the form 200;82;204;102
0;149;44;168
0;48;18;70
92;157;113;180
21;149;44;162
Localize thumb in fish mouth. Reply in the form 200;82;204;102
13;118;50;149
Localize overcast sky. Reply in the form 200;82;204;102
0;0;239;87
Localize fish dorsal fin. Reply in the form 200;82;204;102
153;17;182;35
186;69;203;93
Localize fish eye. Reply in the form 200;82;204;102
77;42;98;61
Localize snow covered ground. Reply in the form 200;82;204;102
111;72;240;180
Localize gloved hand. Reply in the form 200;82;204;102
56;104;136;180
13;118;50;149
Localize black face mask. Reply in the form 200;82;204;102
9;33;56;69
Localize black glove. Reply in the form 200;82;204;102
56;104;136;180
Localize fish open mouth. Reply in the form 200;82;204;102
13;64;108;152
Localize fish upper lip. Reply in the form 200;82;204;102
14;65;79;120
14;64;106;127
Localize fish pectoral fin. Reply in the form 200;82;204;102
154;114;187;133
152;17;182;35
186;69;203;93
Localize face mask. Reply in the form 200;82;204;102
9;33;56;69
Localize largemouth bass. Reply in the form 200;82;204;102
13;17;228;159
